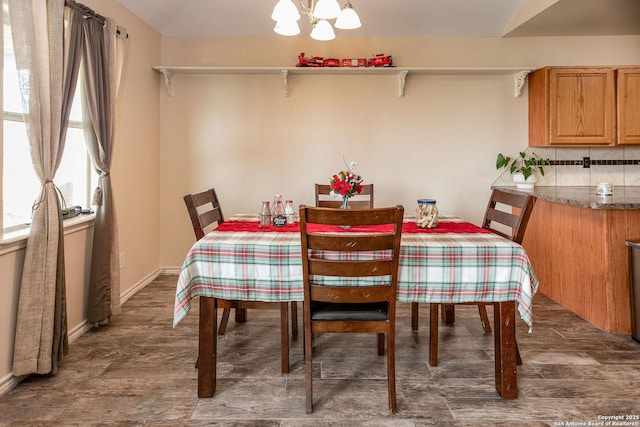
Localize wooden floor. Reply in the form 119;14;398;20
2;274;640;426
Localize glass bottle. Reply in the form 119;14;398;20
273;194;282;208
259;201;271;228
284;199;295;225
272;194;286;227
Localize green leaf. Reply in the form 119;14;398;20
496;153;510;169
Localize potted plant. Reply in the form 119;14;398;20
496;151;551;189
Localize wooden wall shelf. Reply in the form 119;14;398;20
152;66;535;98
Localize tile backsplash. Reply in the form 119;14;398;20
492;146;640;187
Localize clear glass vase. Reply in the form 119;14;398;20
340;197;350;228
341;197;350;210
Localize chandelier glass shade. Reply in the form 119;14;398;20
334;2;361;29
312;0;341;20
309;19;335;41
271;0;361;41
275;20;301;36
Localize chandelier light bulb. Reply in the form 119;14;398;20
334;2;361;29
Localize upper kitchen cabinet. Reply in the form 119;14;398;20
617;67;640;145
529;67;618;147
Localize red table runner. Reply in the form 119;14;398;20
214;220;491;234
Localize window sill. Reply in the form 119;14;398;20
0;213;95;256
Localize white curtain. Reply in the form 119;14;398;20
10;0;82;376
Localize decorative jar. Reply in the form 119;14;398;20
416;199;438;229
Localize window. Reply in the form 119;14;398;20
2;2;96;234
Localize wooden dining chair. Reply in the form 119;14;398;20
183;188;296;373
315;183;387;353
315;183;374;209
183;188;234;335
299;204;404;413
426;188;536;366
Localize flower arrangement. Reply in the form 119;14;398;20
330;160;363;199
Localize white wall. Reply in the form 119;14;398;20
0;246;24;390
160;71;526;264
158;35;640;267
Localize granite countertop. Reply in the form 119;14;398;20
492;186;640;209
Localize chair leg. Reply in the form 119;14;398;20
387;329;397;413
280;303;289;374
411;302;419;330
302;327;306;357
377;333;385;355
305;324;313;413
217;308;231;335
291;302;298;338
478;305;492;333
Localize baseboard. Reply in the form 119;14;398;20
160;266;181;275
0;268;163;396
67;320;93;342
121;268;162;304
0;373;18;396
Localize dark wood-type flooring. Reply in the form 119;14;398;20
2;274;640;426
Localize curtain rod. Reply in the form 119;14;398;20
66;0;105;23
65;0;129;39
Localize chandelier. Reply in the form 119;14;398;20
271;0;361;41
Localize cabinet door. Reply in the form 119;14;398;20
549;68;615;146
617;68;640;145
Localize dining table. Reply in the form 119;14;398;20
173;213;538;399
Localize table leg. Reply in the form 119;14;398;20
442;304;455;324
411;302;419;330
291;302;298;338
428;303;438;366
280;303;289;374
494;301;517;399
235;307;247;323
198;296;217;398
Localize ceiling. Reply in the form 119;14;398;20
114;0;640;38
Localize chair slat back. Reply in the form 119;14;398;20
299;205;404;305
183;188;225;240
481;189;535;244
315;183;374;209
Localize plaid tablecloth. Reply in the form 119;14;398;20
174;215;538;329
